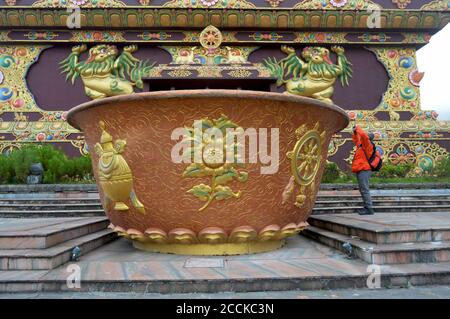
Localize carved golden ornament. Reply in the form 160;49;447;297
198;227;228;244
168;228;198;244
229;226;258;243
167;69;192;77
295;188;307;208
287;123;325;186
280;223;299;238
60;44;154;99
368;47;420;112
389;111;400;121
392;0;411;8
227;69;252;78
258;225;281;241
285;123;325;208
127;229;145;241
144;228;168;244
266;0;283;7
200;25;223;50
199;25;223;65
181;114;248;212
224;46;249;64
162;0;256;8
0;45;47;113
421;0;449;10
94;121;145;214
106;221;309;255
263;46;353;104
294;0;375;9
173;47;197;64
32;0;126;7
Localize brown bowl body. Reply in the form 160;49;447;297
67;90;349;255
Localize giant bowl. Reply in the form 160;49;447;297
67;90;349;255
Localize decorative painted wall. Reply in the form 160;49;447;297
0;0;449;174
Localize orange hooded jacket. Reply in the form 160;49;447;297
352;126;374;173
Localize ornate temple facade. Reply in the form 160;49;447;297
0;0;449;175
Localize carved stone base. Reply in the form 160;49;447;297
133;240;286;255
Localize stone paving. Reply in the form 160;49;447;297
1;211;450;293
1;234;447;293
41;236;367;282
1;285;449;299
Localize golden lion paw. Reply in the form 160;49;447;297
72;44;87;54
281;45;295;55
331;46;345;55
124;45;138;53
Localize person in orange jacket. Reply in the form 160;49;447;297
352;125;375;215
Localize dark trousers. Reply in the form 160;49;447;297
356;170;373;209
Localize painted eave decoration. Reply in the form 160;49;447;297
0;0;449;30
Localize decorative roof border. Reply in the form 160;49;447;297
0;8;448;30
0;30;432;44
1;0;448;10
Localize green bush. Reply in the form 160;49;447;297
321;162;342;183
0;144;94;184
432;155;450;178
8;145;42;183
0;156;13;183
376;163;413;178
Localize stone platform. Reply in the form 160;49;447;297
0;185;449;294
1;233;450;294
305;212;450;264
0;217;116;270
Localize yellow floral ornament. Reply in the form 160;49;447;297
181;114;248;212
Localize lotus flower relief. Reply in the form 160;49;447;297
180;114;248;212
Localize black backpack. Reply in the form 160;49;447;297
363;141;383;172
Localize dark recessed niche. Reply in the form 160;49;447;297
27;46;90;111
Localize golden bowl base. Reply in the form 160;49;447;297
132;240;286;255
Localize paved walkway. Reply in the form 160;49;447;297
1;285;449;299
40;236;369;282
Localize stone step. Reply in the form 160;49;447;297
313;206;450;214
0;198;100;204
1;257;450;293
314;199;450;208
316;195;450;201
0;209;105;218
0;229;117;270
308;215;450;244
303;226;450;264
0;217;110;249
0;203;103;211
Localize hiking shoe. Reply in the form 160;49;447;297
358;208;374;215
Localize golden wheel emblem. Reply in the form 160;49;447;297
200;25;223;50
287;124;324;186
291;131;321;185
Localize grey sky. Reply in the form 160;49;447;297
417;24;450;120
